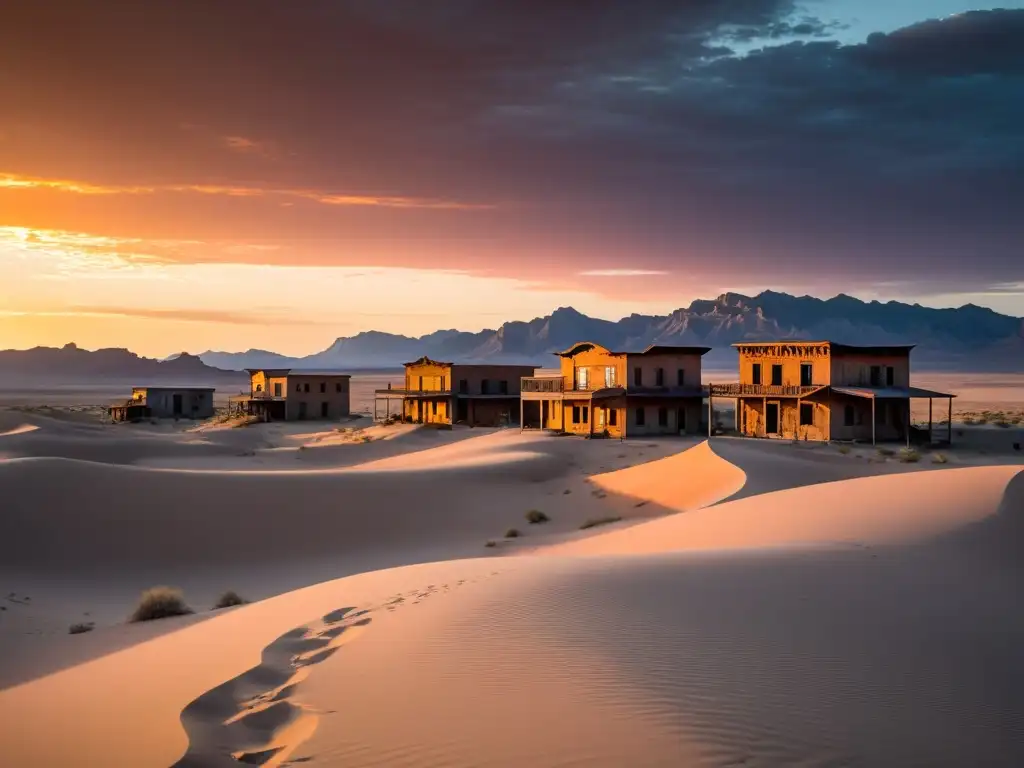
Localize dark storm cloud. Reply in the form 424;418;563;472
0;2;1021;292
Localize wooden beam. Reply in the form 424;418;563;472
872;398;876;446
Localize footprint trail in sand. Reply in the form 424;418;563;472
173;607;372;767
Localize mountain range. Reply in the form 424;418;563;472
2;292;1021;382
198;291;1024;372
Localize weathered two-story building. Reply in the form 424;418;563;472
374;358;535;427
520;342;710;438
230;369;351;421
711;341;955;445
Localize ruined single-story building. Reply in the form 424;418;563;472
109;387;215;422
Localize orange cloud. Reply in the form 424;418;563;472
0;173;492;210
222;135;277;159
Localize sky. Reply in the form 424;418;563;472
1;0;1022;357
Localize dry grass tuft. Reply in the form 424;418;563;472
898;448;921;463
931;453;949;464
525;509;550;524
69;622;95;635
504;528;521;539
213;590;248;610
130;586;193;622
580;515;622;530
484;540;497;548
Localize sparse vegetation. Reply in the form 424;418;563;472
899;448;921;463
579;515;622;530
931;453;949;464
504;528;521;538
837;445;851;455
130;587;193;622
213;591;248;610
484;540;497;548
525;509;550;524
877;447;895;457
69;622;95;635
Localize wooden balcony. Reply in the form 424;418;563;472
521;377;564;393
709;383;824;398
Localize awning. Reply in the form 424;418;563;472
829;386;956;400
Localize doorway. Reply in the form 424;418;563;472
172;394;183;416
596;407;605;431
321;402;329;418
677;407;687;434
765;402;780;435
298;401;308;420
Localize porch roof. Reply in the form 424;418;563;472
829;386;956;400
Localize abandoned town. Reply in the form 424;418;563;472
3;1;1024;766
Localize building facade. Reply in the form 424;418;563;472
520;342;710;438
110;387;215;422
712;341;954;445
232;369;351;421
374;358;536;427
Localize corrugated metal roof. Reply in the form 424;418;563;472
830;386;955;399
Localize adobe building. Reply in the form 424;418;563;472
373;357;535;427
520;342;710;438
710;341;955;445
230;369;351;421
109;387;215;422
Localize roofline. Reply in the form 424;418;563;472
555;341;711;358
403;355;453;367
731;340;917;352
245;368;292;376
132;386;217;391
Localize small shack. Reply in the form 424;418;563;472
110;387;215;422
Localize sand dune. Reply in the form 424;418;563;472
0;422;39;437
2;427;1022;767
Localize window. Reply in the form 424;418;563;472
800;403;814;426
304;383;310;393
481;378;490;394
752;364;762;385
320;382;326;393
656;368;664;387
418;375;424;390
800;363;813;387
677;369;685;387
658;407;668;427
582;406;589;424
296;384;302;393
886;366;895;387
609;408;617;426
335;382;342;393
255;383;263;392
876;401;886;425
458;379;469;394
605;366;616;387
844;404;855;427
499;380;508;395
576;368;588;390
440;376;446;392
633;367;642;387
635;407;646;426
870;366;882;387
274;383;282;397
432;401;438;416
572;406;581;424
771;365;783;386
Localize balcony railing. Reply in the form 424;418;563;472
708;383;822;397
521;377;564;393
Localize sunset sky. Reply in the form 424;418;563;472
2;1;1022;357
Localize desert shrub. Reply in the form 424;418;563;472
130;586;193;622
504;528;521;539
899;448;920;463
931;453;949;464
994;419;1011;429
525;509;550;524
213;591;248;610
837;445;851;455
877;447;895;457
484;540;497;548
963;416;977;425
579;516;622;530
69;622;95;635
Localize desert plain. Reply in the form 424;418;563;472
1;372;1023;767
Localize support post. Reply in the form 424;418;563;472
520;397;524;432
928;398;933;446
948;397;953;446
708;388;714;438
872;398;876;446
374;397;378;423
906;398;911;449
763;396;767;437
